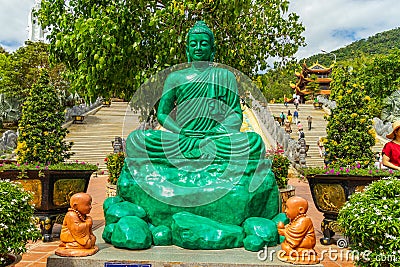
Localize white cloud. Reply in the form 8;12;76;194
289;0;400;59
0;0;35;52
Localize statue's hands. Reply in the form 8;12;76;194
85;215;93;225
206;125;228;136
277;221;285;236
181;129;205;139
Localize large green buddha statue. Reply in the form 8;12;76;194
103;21;281;251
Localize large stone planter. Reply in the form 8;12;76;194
278;184;295;213
306;174;380;245
3;254;22;267
0;169;94;241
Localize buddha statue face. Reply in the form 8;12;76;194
186;21;216;62
187;33;213;62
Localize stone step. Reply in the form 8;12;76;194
66;102;139;170
267;103;387;168
267;103;328;168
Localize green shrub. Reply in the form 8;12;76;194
0;180;41;266
325;62;376;167
16;70;73;165
338;177;400;267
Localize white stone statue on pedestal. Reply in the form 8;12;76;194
27;0;45;42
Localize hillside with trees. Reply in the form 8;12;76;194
305;27;400;66
260;27;400;102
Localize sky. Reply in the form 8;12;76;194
289;0;400;59
1;0;400;60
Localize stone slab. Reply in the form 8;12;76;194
47;226;323;267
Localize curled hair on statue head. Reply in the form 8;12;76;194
186;20;216;62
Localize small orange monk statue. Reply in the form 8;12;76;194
277;196;319;264
55;192;99;257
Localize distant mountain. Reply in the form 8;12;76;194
304;27;400;66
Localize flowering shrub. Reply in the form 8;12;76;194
16;70;73;165
266;144;290;189
304;162;400;177
0;180;41;266
0;161;98;172
325;61;377;167
105;152;125;185
338;177;400;267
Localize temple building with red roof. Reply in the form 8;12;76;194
290;62;332;103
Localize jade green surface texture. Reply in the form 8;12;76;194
172;212;245;249
102;21;280;250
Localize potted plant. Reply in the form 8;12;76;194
266;144;293;212
0;70;97;241
338;177;400;267
0;180;41;267
105;151;125;197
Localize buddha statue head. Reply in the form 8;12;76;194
186;21;216;62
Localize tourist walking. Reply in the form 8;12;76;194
293;110;299;124
298;127;305;140
293;98;299;110
287;110;293;124
284;120;292;134
317;137;324;157
279;112;286;126
307;115;312;130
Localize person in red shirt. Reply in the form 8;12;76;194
382;121;400;170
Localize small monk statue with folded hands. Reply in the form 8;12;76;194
277;196;319;264
55;192;99;257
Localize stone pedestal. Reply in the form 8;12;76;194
47;226;323;267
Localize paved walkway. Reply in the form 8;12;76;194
268;103;327;168
16;101;356;266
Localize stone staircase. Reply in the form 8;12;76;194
65;102;140;169
267;103;387;168
267;103;327;168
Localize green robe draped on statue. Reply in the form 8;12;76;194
117;64;279;225
126;65;265;161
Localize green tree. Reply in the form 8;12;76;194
0;41;69;102
16;70;73;164
256;63;298;102
361;49;400;112
325;59;376;167
304;73;320;100
39;0;305;100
